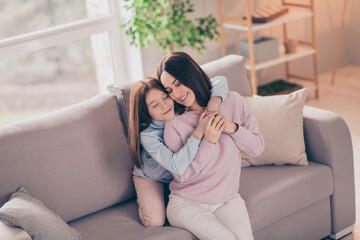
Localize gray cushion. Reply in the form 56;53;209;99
108;82;134;140
240;161;333;232
69;200;196;240
0;187;81;240
0;94;135;222
253;198;331;240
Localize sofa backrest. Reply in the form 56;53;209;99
108;54;251;140
0;94;135;222
201;54;252;97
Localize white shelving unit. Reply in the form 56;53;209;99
223;10;313;31
217;0;319;97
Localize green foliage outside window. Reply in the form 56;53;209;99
121;0;219;55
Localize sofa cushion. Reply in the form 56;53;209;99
0;94;135;222
0;187;81;240
240;161;333;232
108;83;134;140
69;200;196;240
253;198;331;240
242;88;308;166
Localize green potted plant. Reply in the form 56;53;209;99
257;79;303;96
121;0;219;54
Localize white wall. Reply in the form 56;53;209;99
140;0;223;78
347;0;360;65
140;0;359;85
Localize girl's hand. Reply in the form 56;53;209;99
193;110;217;140
204;114;226;144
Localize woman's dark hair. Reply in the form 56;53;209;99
157;51;212;114
128;77;166;168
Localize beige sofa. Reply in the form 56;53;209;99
0;55;355;240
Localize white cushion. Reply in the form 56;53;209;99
242;88;308;166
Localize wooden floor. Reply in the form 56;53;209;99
303;65;360;240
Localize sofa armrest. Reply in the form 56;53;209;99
303;106;355;236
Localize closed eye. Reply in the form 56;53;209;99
152;104;158;108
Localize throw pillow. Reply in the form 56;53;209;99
242;88;308;166
0;187;81;240
107;82;134;140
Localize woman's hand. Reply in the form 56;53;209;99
223;119;239;134
204;114;226;144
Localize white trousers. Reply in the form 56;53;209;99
167;193;254;240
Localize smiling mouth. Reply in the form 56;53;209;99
180;93;188;102
163;108;172;115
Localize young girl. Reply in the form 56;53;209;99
128;76;228;227
158;52;265;240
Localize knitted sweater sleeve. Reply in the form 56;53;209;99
227;93;265;157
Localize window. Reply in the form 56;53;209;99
0;0;110;40
0;0;143;127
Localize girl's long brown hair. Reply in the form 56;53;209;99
157;51;212;114
129;77;166;168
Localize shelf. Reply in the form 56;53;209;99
218;0;319;97
244;44;315;71
223;10;313;32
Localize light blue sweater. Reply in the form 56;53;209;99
135;76;229;183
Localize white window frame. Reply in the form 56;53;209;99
0;0;143;86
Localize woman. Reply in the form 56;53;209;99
128;76;228;227
157;52;265;240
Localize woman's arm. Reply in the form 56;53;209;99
226;93;265;157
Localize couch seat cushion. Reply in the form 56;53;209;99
240;161;333;232
69;200;196;240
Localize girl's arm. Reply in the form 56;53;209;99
226;93;265;157
163;119;219;183
140;112;208;176
207;76;229;112
210;76;229;102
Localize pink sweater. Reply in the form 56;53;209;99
164;92;264;204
